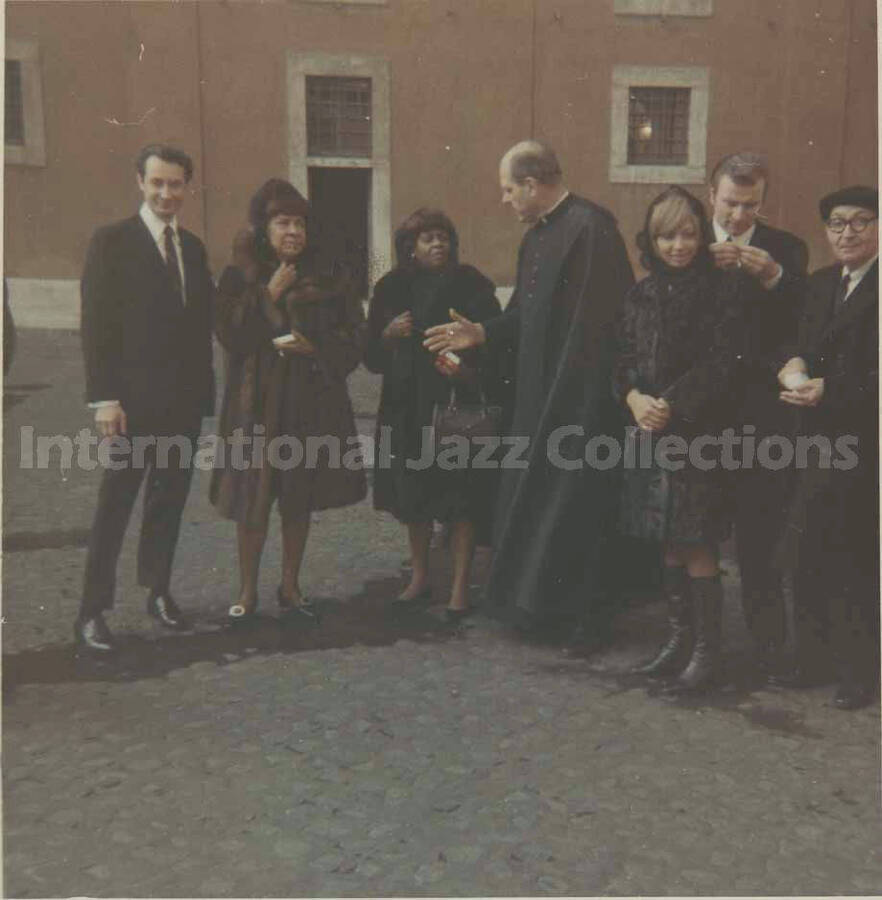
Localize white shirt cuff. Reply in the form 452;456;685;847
88;400;121;408
761;265;784;290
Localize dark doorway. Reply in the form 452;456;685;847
307;167;371;300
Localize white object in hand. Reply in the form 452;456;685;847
782;371;809;389
272;334;297;348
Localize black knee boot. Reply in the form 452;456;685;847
673;575;723;691
631;566;693;677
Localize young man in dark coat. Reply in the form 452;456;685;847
76;144;215;651
776;185;878;710
425;141;634;646
707;152;809;675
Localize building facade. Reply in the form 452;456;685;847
4;0;877;326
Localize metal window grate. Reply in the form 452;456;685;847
627;86;690;165
5;59;25;146
306;76;372;158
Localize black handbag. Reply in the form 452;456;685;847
431;384;503;455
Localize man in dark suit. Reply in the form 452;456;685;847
707;152;809;674
776;185;878;710
75;144;215;651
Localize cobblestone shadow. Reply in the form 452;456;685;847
3;576;457;698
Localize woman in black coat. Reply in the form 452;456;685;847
365;209;504;620
613;186;743;691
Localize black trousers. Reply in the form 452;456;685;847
733;460;794;648
80;430;198;617
791;485;880;684
792;549;880;683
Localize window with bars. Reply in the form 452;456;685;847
614;0;712;15
6;59;25;146
306;76;372;158
627;86;690;166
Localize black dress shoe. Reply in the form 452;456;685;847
833;680;873;711
768;665;832;689
146;592;188;629
74;614;115;652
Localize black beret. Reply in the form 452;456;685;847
819;185;879;220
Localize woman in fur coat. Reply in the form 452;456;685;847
210;179;366;624
613;186;743;691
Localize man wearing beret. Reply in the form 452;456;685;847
776;185;878;709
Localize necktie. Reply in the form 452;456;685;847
833;271;850;314
163;225;183;303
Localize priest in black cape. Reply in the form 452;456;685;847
425;141;634;642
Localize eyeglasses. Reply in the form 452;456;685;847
826;215;878;234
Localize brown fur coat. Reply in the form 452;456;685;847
209;229;367;527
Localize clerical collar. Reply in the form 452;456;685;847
713;219;756;246
537;191;571;226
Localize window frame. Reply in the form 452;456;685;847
5;38;47;167
299;0;387;5
626;85;691;166
614;0;713;16
609;65;710;184
287;53;391;288
305;74;373;159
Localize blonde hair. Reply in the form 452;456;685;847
647;193;700;242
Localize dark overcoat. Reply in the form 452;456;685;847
613;260;744;544
778;260;878;574
735;221;810;432
209;231;366;527
364;264;505;536
728;222;810;585
481;194;635;618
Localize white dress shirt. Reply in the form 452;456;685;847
841;254;878;301
139;202;186;302
713;220;756;247
712;219;783;289
89;204;187;409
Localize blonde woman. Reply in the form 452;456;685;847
614;186;744;691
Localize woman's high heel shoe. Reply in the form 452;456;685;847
443;606;473;624
277;588;321;624
391;585;432;605
227;602;259;627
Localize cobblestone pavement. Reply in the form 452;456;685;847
3;330;881;897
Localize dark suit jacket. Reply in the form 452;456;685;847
81;214;215;436
794;260;878;450
737;221;809;429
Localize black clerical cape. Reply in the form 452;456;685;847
483;194;634;619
